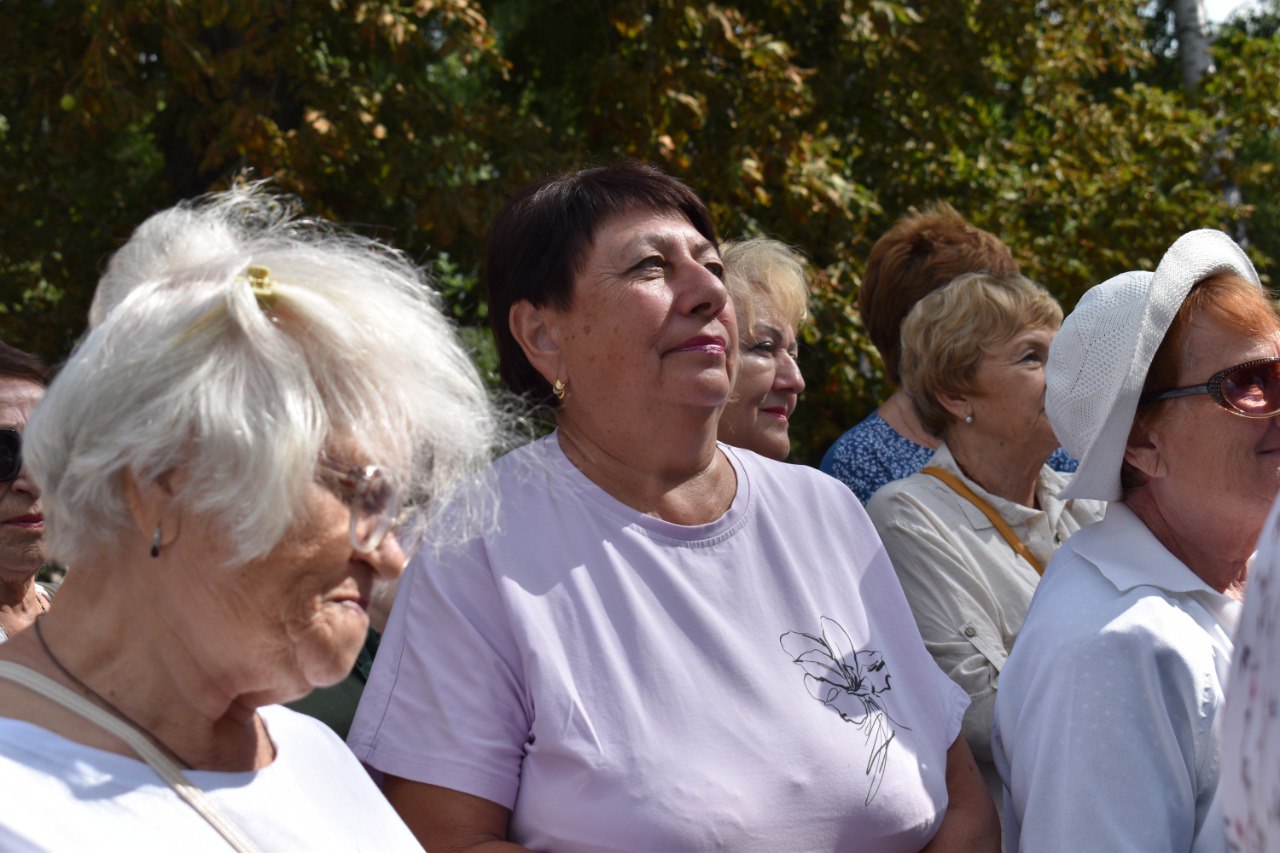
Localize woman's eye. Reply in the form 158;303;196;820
704;260;725;279
749;340;776;354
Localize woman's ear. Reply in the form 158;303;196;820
509;300;563;386
122;468;183;551
1123;421;1169;480
934;388;971;424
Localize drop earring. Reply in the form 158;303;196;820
552;378;567;400
150;523;162;558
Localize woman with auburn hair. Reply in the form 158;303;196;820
0;341;50;644
0;187;497;848
716;236;809;460
866;273;1104;820
821;203;1076;504
994;231;1280;851
350;160;998;852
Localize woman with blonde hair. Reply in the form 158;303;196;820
867;272;1105;815
0;186;496;848
717;237;808;460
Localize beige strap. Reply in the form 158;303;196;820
0;661;262;852
921;466;1045;575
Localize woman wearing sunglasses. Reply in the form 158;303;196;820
0;187;496;849
0;342;49;644
992;230;1280;852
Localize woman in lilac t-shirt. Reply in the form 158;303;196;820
350;161;998;852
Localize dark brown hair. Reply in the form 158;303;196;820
0;340;49;387
485;159;717;402
858;202;1019;385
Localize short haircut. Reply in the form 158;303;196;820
901;272;1063;436
720;237;810;333
0;341;49;387
485;159;717;402
859;202;1020;385
1122;273;1280;495
26;185;498;569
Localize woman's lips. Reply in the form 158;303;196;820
670;335;726;355
761;406;791;421
3;514;42;529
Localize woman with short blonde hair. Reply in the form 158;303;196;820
717;237;809;460
867;272;1105;824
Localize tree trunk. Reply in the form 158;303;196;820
1172;0;1213;92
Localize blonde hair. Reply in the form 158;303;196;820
720;237;810;331
27;185;498;568
901;272;1063;436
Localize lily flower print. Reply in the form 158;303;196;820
780;616;909;804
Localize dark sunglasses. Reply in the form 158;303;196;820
0;428;20;483
1140;356;1280;418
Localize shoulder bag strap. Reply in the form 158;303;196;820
0;661;262;853
920;466;1045;575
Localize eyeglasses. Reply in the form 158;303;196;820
0;429;21;483
317;454;403;553
1140;357;1280;418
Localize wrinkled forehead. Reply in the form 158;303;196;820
0;378;44;428
1178;315;1280;381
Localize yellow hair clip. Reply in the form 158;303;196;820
244;264;277;311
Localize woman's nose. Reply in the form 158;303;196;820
7;464;40;498
369;531;408;580
675;259;730;321
775;350;805;395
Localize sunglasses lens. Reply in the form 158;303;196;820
0;430;20;482
1222;360;1280;416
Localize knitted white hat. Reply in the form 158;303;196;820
1048;230;1260;501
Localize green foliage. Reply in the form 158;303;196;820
3;0;1279;465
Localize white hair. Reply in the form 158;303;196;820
26;185;498;568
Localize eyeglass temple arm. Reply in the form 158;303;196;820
1140;383;1210;404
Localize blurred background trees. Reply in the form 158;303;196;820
4;0;1278;463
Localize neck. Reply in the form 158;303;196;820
17;567;272;771
0;572;36;610
1125;489;1252;597
556;404;734;524
0;574;41;638
942;430;1046;508
877;390;940;450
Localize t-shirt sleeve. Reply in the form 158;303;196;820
347;532;531;809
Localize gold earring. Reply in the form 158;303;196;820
552;378;567;400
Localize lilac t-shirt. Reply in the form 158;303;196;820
350;434;967;852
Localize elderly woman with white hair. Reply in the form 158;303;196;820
0;188;496;849
716;237;809;460
992;230;1280;852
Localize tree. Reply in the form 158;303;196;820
3;0;1276;464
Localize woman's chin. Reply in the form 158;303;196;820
296;619;368;688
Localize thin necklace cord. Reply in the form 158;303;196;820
33;617;193;770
